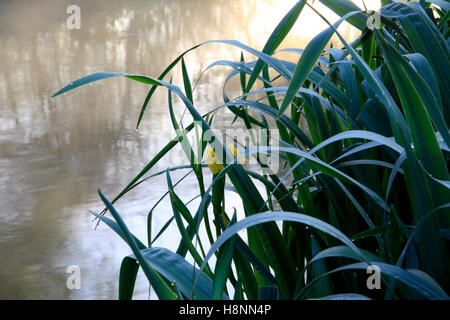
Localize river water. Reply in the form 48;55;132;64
0;0;373;299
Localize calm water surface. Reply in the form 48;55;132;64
0;0;369;299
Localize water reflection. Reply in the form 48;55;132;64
0;0;370;299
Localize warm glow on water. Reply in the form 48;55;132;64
0;0;374;299
248;0;380;43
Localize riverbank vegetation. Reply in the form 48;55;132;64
53;0;450;300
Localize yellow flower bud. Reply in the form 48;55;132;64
205;145;247;174
206;148;224;174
